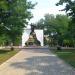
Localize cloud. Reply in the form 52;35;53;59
29;6;66;23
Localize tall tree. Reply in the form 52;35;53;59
0;0;35;45
56;0;75;46
36;14;70;46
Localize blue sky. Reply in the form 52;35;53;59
28;0;66;24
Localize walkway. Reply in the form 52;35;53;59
0;47;75;75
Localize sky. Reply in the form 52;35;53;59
28;0;66;24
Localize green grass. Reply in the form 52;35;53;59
52;49;75;68
0;49;19;64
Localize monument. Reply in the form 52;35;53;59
22;24;44;47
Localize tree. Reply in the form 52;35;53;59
36;14;70;46
56;0;75;18
36;19;44;29
36;14;69;36
0;0;36;45
56;0;75;46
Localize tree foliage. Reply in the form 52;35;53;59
36;14;70;46
56;0;75;46
36;14;69;35
56;0;75;17
0;0;35;45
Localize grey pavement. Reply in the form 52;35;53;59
0;47;75;75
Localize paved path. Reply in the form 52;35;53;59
0;47;75;75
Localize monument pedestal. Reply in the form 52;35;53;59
25;31;41;46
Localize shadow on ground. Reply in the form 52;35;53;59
10;55;75;75
22;48;50;54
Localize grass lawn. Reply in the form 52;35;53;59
0;49;19;65
52;49;75;68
